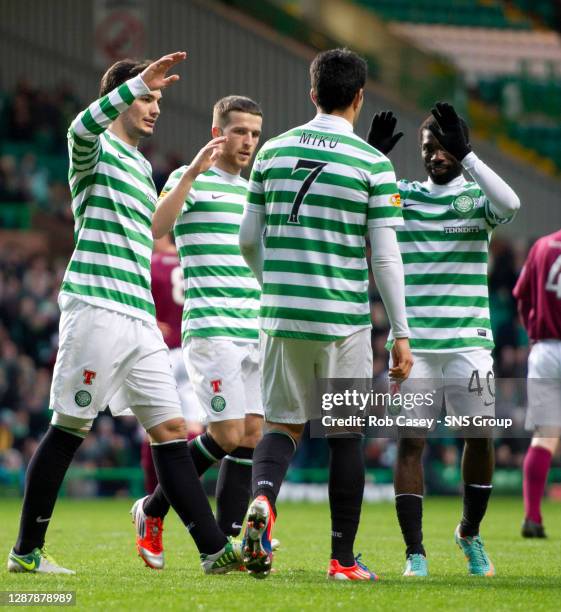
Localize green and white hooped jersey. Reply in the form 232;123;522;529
162;166;260;344
397;174;511;352
61;75;157;322
246;113;403;341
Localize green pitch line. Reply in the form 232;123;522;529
2;498;560;610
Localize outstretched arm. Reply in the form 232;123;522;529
430;101;520;221
461;153;520;221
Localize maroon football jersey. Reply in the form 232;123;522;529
151;252;184;349
513;230;561;342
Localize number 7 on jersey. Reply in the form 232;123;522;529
287;159;327;224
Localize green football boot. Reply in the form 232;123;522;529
403;553;428;576
454;525;495;576
8;547;75;574
200;539;242;575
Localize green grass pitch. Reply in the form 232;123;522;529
2;497;561;610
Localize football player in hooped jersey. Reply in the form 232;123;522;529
514;229;561;539
131;96;264;570
8;53;242;576
368;104;520;577
240;48;413;580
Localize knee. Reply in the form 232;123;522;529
266;422;304;444
208;421;245;453
241;415;264;449
149;417;188;443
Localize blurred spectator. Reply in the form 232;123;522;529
7;80;35;142
0;155;27;202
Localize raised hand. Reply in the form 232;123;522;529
367;111;404;155
429;101;471;162
187;137;227;177
140;51;187;91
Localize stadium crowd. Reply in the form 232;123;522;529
0;79;551;496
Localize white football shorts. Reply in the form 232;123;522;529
526;340;561;430
392;349;495;423
183;337;263;423
168;347;204;423
261;328;373;424
50;296;183;429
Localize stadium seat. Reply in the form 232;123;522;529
355;0;531;29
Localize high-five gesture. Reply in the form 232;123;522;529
429;102;471;162
140;51;187;90
367;111;404;155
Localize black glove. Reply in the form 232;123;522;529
366;111;404;155
429;102;471;161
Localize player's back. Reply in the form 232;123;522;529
518;229;561;341
247;114;401;341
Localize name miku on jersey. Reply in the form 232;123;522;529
246;113;403;342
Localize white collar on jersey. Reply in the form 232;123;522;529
310;113;354;133
425;174;467;193
107;128;139;153
210;165;242;183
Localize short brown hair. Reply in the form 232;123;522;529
212;95;262;128
99;58;152;97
